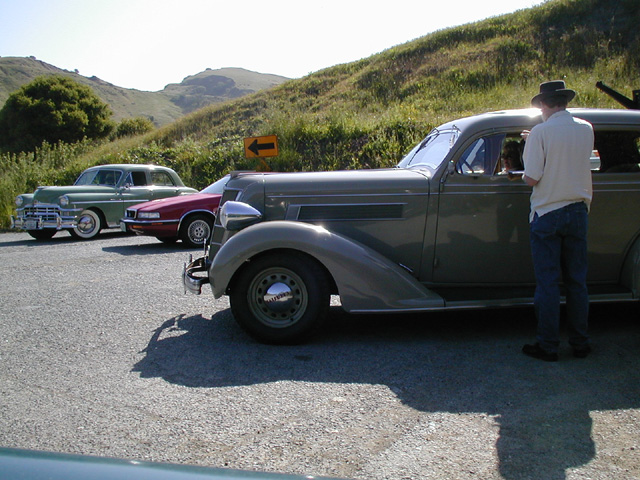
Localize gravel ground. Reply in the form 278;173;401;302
0;230;639;480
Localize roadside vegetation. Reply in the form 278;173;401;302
1;0;639;228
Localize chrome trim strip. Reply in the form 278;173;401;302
270;192;428;199
121;219;180;226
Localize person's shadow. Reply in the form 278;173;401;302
132;304;640;480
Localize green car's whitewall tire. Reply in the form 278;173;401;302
70;209;102;240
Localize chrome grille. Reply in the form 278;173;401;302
23;206;60;222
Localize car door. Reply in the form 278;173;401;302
112;171;154;224
148;170;184;200
432;132;534;285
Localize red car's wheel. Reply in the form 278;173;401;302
180;214;213;248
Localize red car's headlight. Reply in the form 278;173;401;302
138;211;161;219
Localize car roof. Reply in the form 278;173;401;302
437;108;640;133
83;164;173;172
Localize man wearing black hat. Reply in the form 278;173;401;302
521;80;594;362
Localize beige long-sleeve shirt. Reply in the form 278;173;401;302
523;110;594;223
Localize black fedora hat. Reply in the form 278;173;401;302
531;80;576;107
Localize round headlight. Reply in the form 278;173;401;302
59;195;70;207
15;196;24;207
220;201;262;231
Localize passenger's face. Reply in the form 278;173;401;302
504;157;514;170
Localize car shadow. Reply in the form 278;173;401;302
132;304;640;480
101;242;198;256
0;230;131;247
0;231;201;255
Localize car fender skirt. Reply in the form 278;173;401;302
210;221;444;312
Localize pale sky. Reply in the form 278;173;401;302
1;0;544;92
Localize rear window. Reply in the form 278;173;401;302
594;130;640;173
150;171;176;186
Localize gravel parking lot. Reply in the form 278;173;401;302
0;230;639;480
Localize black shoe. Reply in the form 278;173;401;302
522;343;558;362
572;345;592;358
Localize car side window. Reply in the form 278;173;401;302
129;171;148;186
150;171;176;186
93;169;122;186
456;134;505;175
594;130;640;173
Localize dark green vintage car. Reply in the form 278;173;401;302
184;108;640;344
12;164;197;240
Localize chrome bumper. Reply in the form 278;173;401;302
182;255;211;295
11;215;76;230
12;204;80;231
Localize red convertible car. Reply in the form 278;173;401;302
121;175;228;247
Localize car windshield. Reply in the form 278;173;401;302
200;175;230;194
397;127;460;171
75;169;122;186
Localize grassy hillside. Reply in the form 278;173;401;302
1;0;639;229
0;58;289;125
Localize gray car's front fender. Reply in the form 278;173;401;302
210;221;444;313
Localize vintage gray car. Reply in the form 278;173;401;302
12;164;197;240
184;108;640;344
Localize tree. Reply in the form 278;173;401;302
0;75;115;153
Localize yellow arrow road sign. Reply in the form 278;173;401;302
244;135;279;158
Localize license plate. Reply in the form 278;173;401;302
25;219;40;230
120;221;128;232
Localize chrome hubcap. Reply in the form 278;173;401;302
248;267;308;328
263;282;294;312
188;220;210;243
77;214;96;234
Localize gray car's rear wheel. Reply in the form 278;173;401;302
230;252;330;344
70;209;102;239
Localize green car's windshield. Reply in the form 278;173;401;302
397;127;460;171
75;169;123;186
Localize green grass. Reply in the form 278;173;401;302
2;0;639;229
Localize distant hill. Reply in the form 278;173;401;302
0;57;289;125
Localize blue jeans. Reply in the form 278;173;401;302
530;202;590;353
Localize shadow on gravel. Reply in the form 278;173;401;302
102;242;196;256
0;230;129;247
133;304;640;480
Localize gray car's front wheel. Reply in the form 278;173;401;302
230;252;330;344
